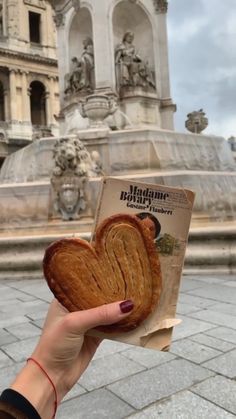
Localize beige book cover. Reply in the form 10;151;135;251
90;177;195;351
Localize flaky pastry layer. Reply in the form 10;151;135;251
43;214;162;333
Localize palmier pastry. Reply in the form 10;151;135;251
43;214;162;333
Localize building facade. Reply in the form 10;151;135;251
0;0;59;166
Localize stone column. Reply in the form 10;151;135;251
21;71;31;122
9;69;17;122
48;76;56;125
153;1;171;99
92;3;115;90
3;89;10;121
153;0;175;129
53;13;67;104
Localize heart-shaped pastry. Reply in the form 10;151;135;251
43;214;162;333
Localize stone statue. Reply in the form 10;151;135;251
185;109;208;134
51;137;104;220
228;136;236;152
64;37;94;94
115;31;155;90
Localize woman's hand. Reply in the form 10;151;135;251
11;298;134;419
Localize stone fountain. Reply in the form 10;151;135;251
0;0;235;278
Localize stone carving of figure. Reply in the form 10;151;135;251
115;31;155;90
51;137;103;220
65;37;94;94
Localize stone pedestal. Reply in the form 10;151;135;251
119;87;161;128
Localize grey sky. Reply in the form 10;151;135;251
168;0;236;139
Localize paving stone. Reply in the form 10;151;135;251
58;389;134;419
0;329;18;346
8;279;44;290
107;359;214;410
172;315;214;341
122;346;176;368
0;349;13;368
223;281;236;287
0;300;49;316
0;299;19;309
2;336;39;362
176;302;201;315
170;338;221;364
31;319;45;329
188;276;229;285
204;327;236;345
26;310;48;321
93;339;132;360
62;384;87;402
79;353;145;391
188;284;236;305
190;309;236;330
208;302;236;317
128;390;235;419
202;349;236;378
179;278;204;292
0;362;24;393
192;376;236;415
0;288;36;301
9;281;53;303
0;313;29;329
6;322;41;340
189;333;235;352
178;293;217;309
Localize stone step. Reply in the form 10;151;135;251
0;227;235;279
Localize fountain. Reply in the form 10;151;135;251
0;0;235;278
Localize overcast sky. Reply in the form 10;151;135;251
167;0;236;139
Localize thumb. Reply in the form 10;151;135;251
65;300;134;334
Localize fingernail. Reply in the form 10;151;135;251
120;300;134;314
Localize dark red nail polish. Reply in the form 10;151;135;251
120;300;134;313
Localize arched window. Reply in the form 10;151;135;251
30;81;46;126
0;81;5;121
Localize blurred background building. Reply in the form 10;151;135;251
0;0;59;167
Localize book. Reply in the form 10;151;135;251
91;177;195;351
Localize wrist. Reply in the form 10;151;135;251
11;361;57;419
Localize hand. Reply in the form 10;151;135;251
11;298;134;419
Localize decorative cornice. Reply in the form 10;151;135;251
153;0;168;14
50;0;80;14
23;0;46;10
0;47;58;67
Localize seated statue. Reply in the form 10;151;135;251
65;37;94;94
115;31;155;90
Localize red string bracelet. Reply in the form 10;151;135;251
27;357;58;418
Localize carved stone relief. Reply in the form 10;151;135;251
51;137;103;220
185;109;208;134
153;0;168;13
53;13;65;28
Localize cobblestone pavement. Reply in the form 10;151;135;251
0;274;236;418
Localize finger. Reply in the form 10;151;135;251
65;300;134;334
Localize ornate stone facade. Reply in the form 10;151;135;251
0;0;59;166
